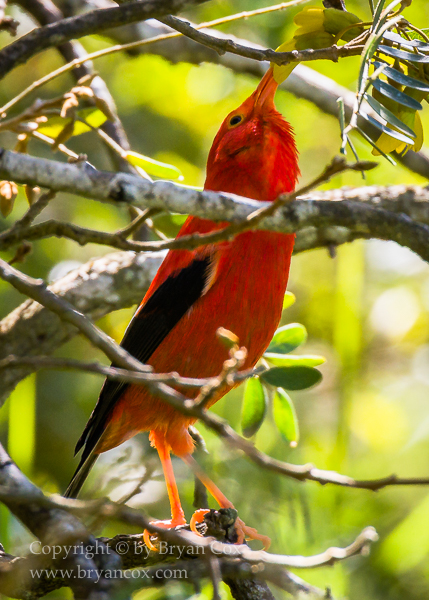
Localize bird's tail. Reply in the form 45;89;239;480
64;452;98;498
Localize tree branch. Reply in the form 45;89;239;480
0;354;261;390
0;0;207;81
159;14;364;68
0;257;151;371
1;149;429;261
0;439;376;600
0;249;163;403
2;183;428;256
0;442;122;599
2;352;429;494
0;0;18;36
108;19;428;179
0;217;153;252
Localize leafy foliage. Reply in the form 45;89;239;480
240;292;324;445
260;365;323;389
273;388;299;446
272;6;364;84
241;377;267;437
352;0;429;156
266;322;308;354
125;151;183;180
271;1;429;160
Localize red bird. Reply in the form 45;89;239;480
65;66;299;547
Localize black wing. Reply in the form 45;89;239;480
65;255;214;497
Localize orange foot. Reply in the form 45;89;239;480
190;509;271;550
143;518;187;552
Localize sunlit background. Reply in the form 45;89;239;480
1;1;429;599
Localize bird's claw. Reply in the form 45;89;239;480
190;509;271;549
190;508;211;536
234;517;271;550
143;518;187;552
143;529;159;552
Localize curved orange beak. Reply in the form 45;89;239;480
253;67;278;110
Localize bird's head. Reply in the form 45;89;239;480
205;67;300;201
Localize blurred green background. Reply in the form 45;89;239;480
1;1;429;599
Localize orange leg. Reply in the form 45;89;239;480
183;454;271;550
143;433;187;551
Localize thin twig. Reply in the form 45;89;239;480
0;354;262;389
113;207;160;237
0;0;306;116
0;218;155;251
0;11;362;117
196;344;247;408
32;130;80;160
0;258;152;372
0;0;18;36
0;353;428;492
3;190;55;236
161;14;363;71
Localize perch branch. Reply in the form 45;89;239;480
1;352;429;493
0;442;122;599
0;441;375;600
1;150;429;262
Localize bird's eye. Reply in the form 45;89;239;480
229;115;243;127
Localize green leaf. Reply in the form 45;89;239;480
374;0;403;32
126;151;183;180
406;29;429;42
372;0;386;28
357;126;397;165
241;377;267;438
378;44;429;63
364;94;416;138
372;79;423;110
78;107;109;130
360;112;415;145
38;108;108;138
267;323;307;354
337;96;347;154
260;366;322;390
282;291;296;310
273;388;299;446
264;353;325;367
38;116;68;138
372;61;429;91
